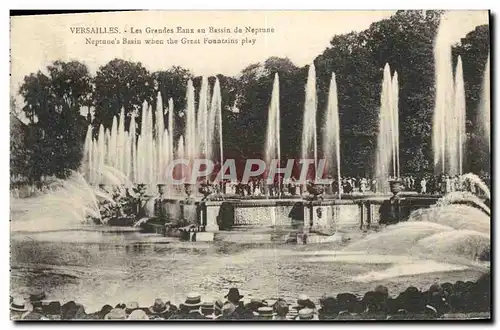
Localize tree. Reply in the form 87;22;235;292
17;60;91;181
19;71;55;125
47;60;93;112
314;10;443;176
10;113;28;181
93;59;155;132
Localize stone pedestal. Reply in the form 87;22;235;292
203;202;221;232
359;202;370;230
310;204;331;233
303;201;337;234
195;232;215;242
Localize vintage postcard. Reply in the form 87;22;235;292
10;10;490;321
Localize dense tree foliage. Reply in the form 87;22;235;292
93;59;155;135
12;11;490;183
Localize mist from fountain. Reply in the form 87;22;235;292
301;64;318;180
339;175;490;281
375;64;399;192
11;172;112;233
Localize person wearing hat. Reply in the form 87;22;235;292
244;298;265;313
318;295;338;320
219;303;237;320
257;306;275;320
125;301;140;315
200;300;223;320
60;301;90;320
273;299;289;320
295;308;319;320
374;285;389;298
223;288;253;319
224;288;244;306
296;294;315;310
104;308;127;320
128;309;150;320
397;286;425;314
94;304;114;320
170;293;205;320
10;296;31;320
38;301;62;320
361;291;387;320
336;292;361;314
148;298;174;319
28;291;46;312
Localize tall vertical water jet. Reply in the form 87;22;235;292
392;72;400;179
155;92;165;182
80;79;224;190
185;80;197;163
147;105;155;192
117;107;125;173
302;64;318;180
322;72;341;196
124;132;131;182
83;125;93;182
105;129;111;171
480;54;490;151
168;98;175;169
109;116;118;168
91;137;98;184
177;135;185;183
208;78;223;168
454;56;466;176
433;21;455;175
196;77;209;158
161;130;170;184
375;64;399;192
129;115;137;183
139;101;148;184
97;125;105;184
265;73;281;182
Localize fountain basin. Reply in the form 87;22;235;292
146;195;441;234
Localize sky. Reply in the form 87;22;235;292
10;10;489;114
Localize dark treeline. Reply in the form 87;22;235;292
11;11;490;183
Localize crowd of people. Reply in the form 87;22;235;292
208;172;491;197
11;273;490;321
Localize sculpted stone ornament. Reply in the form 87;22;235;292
199;182;213;200
316;207;323;219
389;179;403;197
306;181;325;200
379;179;403;226
184;184;193;199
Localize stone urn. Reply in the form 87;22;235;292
389;179;403;197
199;183;213;200
157;184;166;197
306;182;325;200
